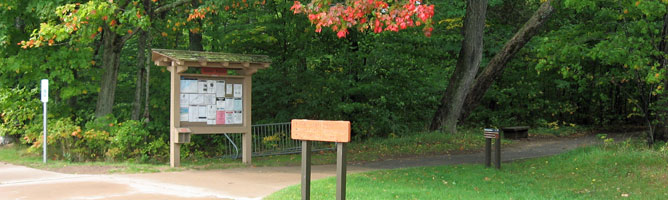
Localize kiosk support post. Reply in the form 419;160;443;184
242;76;252;164
169;65;182;167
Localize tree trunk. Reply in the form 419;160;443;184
144;28;152;121
653;10;668;143
189;0;204;51
430;0;488;133
459;0;557;121
189;30;203;51
132;30;147;120
95;27;123;118
143;0;153;122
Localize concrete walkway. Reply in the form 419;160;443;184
0;135;609;200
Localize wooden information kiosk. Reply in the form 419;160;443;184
152;49;270;167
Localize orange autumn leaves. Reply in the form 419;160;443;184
291;0;435;38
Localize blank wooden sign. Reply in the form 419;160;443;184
291;119;351;143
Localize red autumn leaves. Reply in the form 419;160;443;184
291;0;435;38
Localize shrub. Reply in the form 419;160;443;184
0;88;40;139
106;120;152;161
28;118;110;161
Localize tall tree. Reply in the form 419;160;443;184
459;0;557;121
21;0;191;118
429;0;488;133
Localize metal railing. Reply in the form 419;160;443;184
219;122;335;159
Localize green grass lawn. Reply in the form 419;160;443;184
266;141;668;199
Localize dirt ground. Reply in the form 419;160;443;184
0;133;628;200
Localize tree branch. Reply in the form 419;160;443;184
153;0;191;15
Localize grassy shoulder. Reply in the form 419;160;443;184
266;140;668;199
0;144;174;173
1;126;582;173
0;129;501;172
184;129;506;170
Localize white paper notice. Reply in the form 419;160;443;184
198;80;208;94
206;105;216;125
207;80;216;94
225;98;234;111
225;112;234;124
191;94;204;105
233;111;243;124
181;79;197;93
180;94;189;106
233;98;243;111
198;105;207;122
180;107;189;121
215;80;226;97
189;105;198;122
226;84;233;95
203;94;215;105
216;97;225;110
233;84;242;98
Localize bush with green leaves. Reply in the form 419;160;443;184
0;88;41;139
27;118;110;161
106;120;167;162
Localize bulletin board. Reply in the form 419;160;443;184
178;76;245;127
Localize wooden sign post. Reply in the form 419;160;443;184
152;49;270;167
291;119;351;200
484;128;501;169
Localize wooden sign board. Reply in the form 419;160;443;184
291;120;351;143
484;133;499;139
484;128;499;139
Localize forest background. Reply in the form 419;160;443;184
1;0;667;162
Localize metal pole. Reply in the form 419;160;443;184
301;140;311;200
495;137;501;169
42;102;47;163
336;142;346;200
485;138;491;167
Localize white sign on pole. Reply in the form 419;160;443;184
41;79;48;163
41;79;49;103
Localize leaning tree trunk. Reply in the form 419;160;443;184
459;0;557;121
95;27;124;118
132;30;147;120
430;0;488;133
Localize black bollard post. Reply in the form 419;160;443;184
484;128;499;169
485;138;491;167
495;136;501;169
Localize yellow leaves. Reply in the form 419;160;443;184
82;90;88;94
439;18;462;30
98;26;102;32
161;32;168;37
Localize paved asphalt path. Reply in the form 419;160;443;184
0;135;610;200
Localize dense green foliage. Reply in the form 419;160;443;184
1;0;667;162
267;140;668;199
